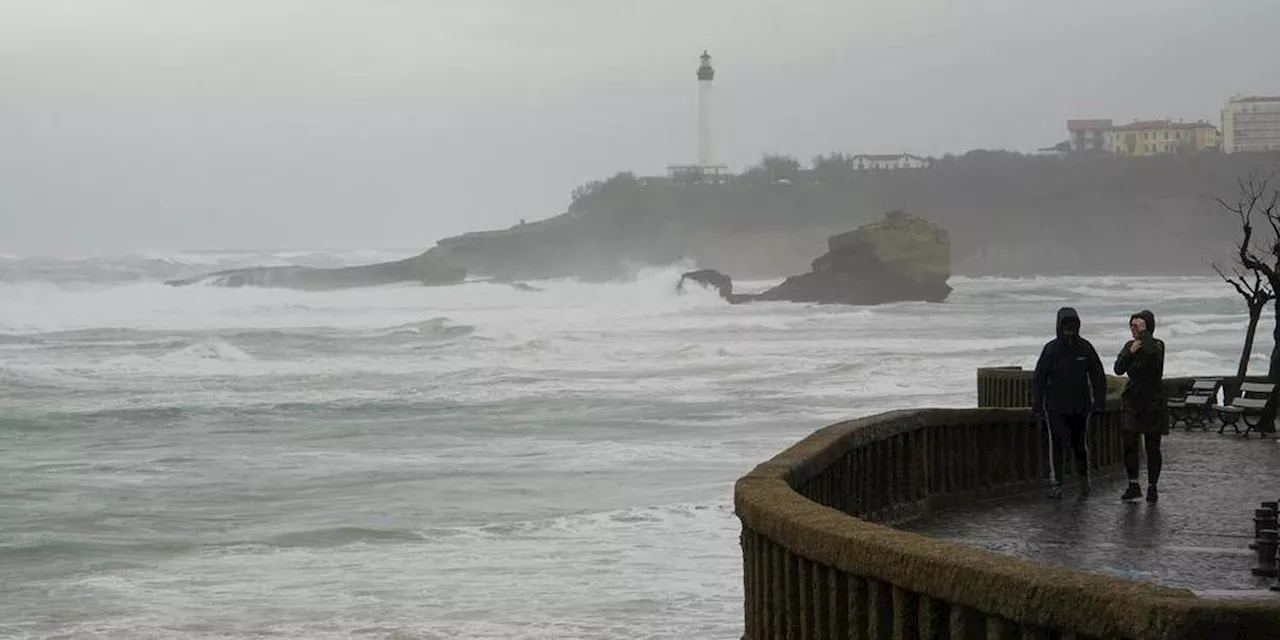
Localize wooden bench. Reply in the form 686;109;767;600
1167;378;1222;431
1214;381;1278;437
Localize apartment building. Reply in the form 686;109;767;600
1222;96;1280;153
1103;120;1218;156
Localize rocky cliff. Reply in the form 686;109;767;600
166;252;465;290
752;210;951;304
680;211;951;305
421;151;1280;280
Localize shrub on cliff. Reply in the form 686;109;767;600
569;171;641;212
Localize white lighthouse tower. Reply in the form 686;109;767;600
696;50;716;167
666;50;725;184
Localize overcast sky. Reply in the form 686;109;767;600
2;0;1277;256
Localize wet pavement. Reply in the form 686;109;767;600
900;431;1280;597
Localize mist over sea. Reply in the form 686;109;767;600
0;250;1263;639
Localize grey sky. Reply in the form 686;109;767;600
2;0;1276;255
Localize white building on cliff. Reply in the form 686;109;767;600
850;154;930;170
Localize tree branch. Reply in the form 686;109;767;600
1212;259;1272;304
1220;172;1280;284
1211;260;1253;300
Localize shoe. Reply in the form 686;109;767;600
1047;481;1063;499
1121;484;1143;502
1146;485;1158;503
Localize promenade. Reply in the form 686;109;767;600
900;430;1280;597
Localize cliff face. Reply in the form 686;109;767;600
678;211;952;305
821;210;950;286
423;151;1280;280
751;210;952;304
166;252;466;290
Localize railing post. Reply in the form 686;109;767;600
949;605;984;640
742;529;756;639
986;616;1018;640
786;551;801;638
867;579;892;639
847;574;868;640
798;557;812;639
827;568;847;639
771;543;785;638
891;586;919;640
917;595;949;639
812;563;829;640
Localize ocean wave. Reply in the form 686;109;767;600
0;280;454;335
0;525;427;568
0;537;202;562
948;275;1243;304
260;526;428;549
417;502;734;542
161;338;254;362
1165;349;1230;375
1063;283;1237;301
26;392;469;422
0;333;38;345
75;405;196;422
373;317;476;340
78;337;256;373
1160;319;1246;337
0;249;427;287
13;499;742;639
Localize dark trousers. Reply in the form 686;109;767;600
1045;413;1090;483
1123;430;1163;486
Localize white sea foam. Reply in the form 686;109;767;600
0;253;1272;639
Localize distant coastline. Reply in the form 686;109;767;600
422;150;1280;282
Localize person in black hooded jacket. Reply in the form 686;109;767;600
1114;309;1166;503
1031;307;1107;499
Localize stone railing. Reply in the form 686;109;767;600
975;366;1034;408
976;366;1196;409
735;404;1280;638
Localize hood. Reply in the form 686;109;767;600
1133;309;1156;334
1056;307;1081;339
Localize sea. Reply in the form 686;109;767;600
0;249;1267;639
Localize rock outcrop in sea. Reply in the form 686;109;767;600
677;269;734;299
165;252;466;290
680;210;952;305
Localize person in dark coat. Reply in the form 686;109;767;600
1031;307;1108;499
1114;309;1166;503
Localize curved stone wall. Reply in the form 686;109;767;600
735;405;1280;638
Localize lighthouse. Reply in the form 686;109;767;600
697;50;715;167
665;50;725;184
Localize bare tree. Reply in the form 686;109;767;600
1210;259;1272;379
1217;173;1280;401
